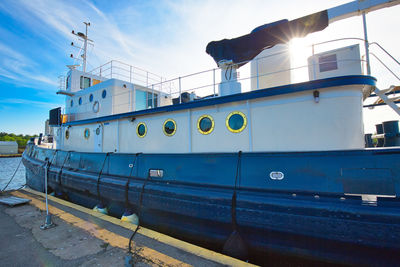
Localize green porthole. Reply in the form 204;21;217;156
65;130;70;140
197;115;214;135
226;111;247;133
163;119;176;136
84;128;90;139
136;122;147;138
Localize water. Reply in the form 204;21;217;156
0;157;26;191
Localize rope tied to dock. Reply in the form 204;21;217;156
96;152;112;204
1;157;23;193
127;157;151;265
223;150;248;260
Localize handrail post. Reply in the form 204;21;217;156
179;77;182;104
130;66;132;83
256;58;259;90
152;84;155;108
110;61;113;79
213;69;216;97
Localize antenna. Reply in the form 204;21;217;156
71;22;93;72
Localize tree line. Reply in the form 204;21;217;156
0;132;38;148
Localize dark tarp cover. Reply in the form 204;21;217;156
206;10;329;67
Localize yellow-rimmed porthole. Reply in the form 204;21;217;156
197;115;214;135
65;130;70;140
136;122;147;138
84;128;90;139
163;119;176;136
226;111;247;133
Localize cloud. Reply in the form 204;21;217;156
0;43;58;88
0;98;62;109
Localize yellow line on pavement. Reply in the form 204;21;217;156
12;190;190;267
19;188;257;267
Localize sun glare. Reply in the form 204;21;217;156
289;38;311;82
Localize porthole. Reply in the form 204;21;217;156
84;128;90;139
102;89;107;99
65;130;70;140
197;115;214;135
226;111;247;133
163;119;176;136
79;97;82;105
92;101;100;113
70;100;74;107
136;122;147;138
89;94;93;102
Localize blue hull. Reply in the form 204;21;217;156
22;144;400;265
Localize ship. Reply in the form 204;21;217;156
23;0;400;265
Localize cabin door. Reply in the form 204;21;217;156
94;124;103;152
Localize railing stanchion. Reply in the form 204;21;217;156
256;58;259;90
179;77;182;104
110;61;113;79
152;84;155;108
130;66;132;83
213;69;216;97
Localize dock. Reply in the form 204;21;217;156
0;188;256;266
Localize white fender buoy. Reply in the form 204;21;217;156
121;211;139;224
93;204;108;215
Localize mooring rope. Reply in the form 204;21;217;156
125;153;141;209
1;157;23;193
128;172;151;255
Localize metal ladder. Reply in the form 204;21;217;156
366;42;400;116
373;86;400;116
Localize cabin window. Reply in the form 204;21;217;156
79;97;82;105
147;92;158;108
70;100;74;107
102;89;107;99
136;122;147;138
197;115;214;135
135;90;147;110
226;111;247;133
84;128;90;139
89;94;93;102
80;76;91;89
319;54;338;72
163;119;176;136
65;130;70;140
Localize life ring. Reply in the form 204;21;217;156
92;101;100;113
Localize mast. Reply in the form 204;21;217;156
83;22;90;72
71;22;93;72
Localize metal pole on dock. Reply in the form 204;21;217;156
40;158;55;230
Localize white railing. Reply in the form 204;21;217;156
87;60;169;88
66;37;400;122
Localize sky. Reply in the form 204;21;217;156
0;0;399;135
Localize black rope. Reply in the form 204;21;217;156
1;157;23;192
44;150;58;192
231;150;242;231
128;157;150;255
96;152;111;202
58;151;71;187
125;153;141;209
